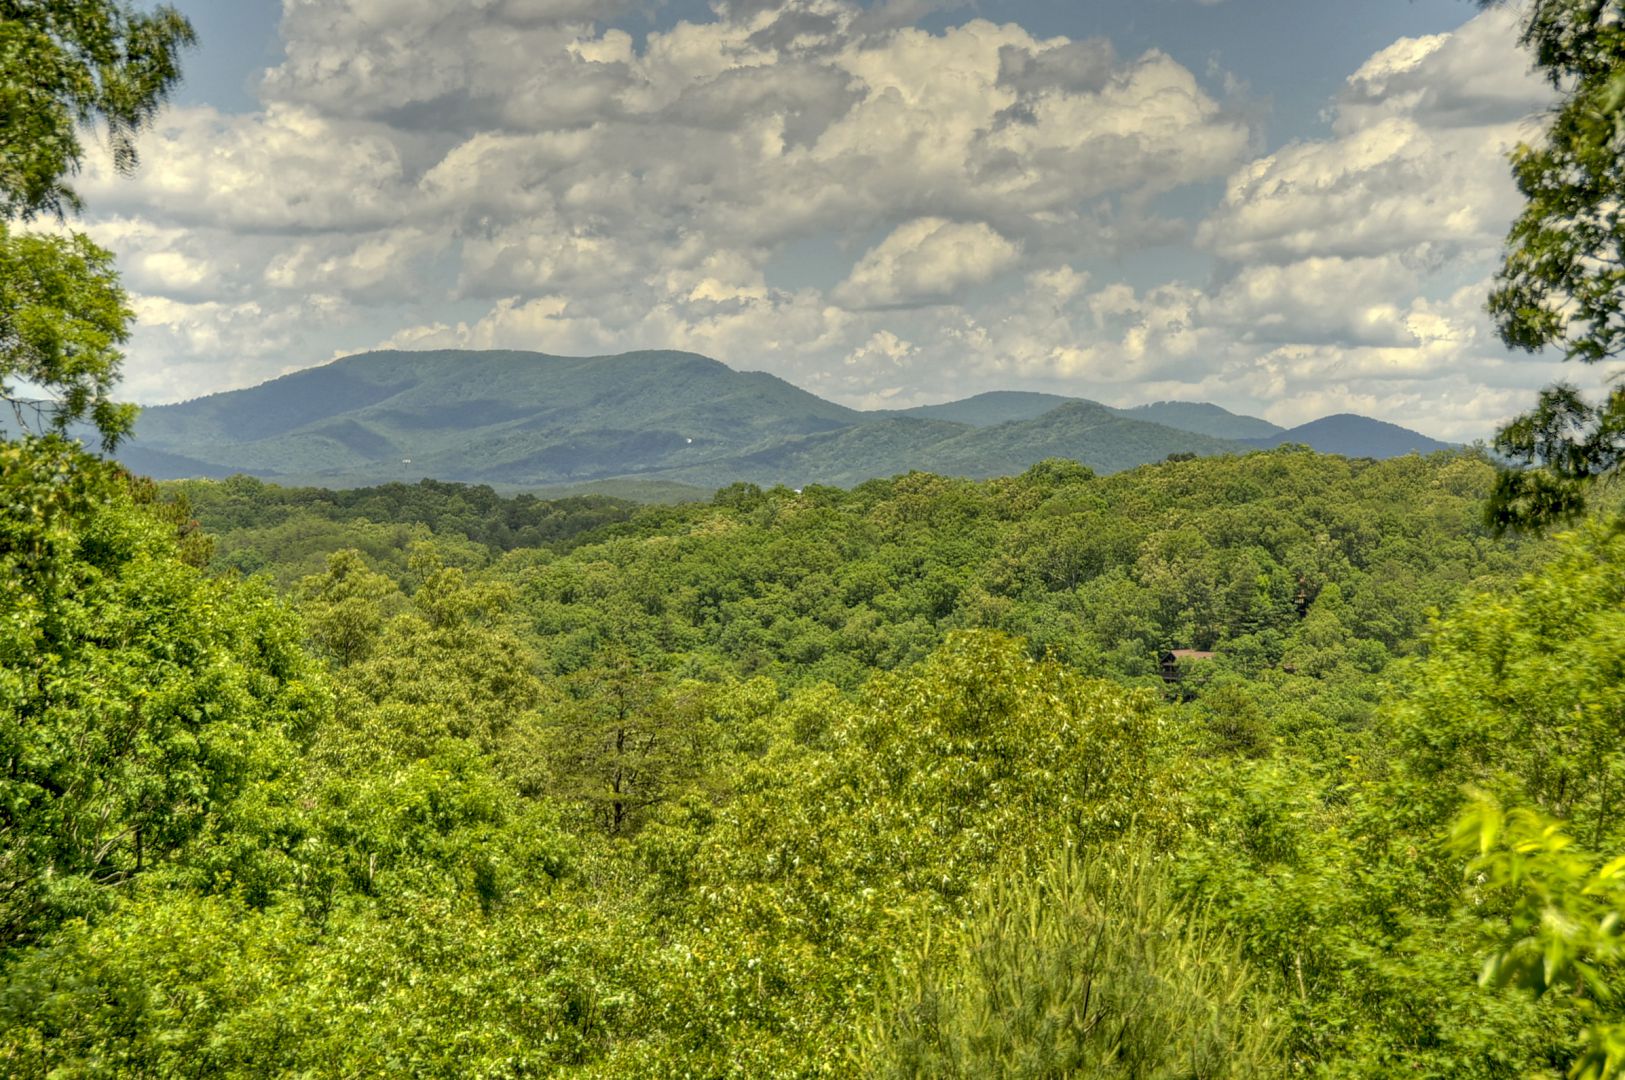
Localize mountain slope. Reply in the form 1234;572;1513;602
623;405;1249;488
115;349;1455;489
1244;414;1453;457
921;402;1249;477
1117;401;1283;440
129;349;867;484
636;417;976;488
889;392;1280;441
893;391;1082;427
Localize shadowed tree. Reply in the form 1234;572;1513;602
546;648;709;836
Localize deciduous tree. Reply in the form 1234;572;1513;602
1481;0;1625;529
0;1;193;447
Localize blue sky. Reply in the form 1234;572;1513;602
170;0;1478;136
73;0;1575;440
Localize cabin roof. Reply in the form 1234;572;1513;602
1164;649;1217;660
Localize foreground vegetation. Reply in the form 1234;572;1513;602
6;443;1625;1077
6;0;1625;1075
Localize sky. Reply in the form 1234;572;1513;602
66;0;1584;440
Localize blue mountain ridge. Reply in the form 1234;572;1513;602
112;349;1457;489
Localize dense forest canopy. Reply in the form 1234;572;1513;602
3;0;1625;1077
4;446;1621;1077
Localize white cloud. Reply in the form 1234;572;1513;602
81;218;240;300
74;1;1581;445
1155;4;1563;439
90;0;1256;409
122;292;354;403
834;218;1020;307
80;104;412;232
260;0;633;125
262;227;446;298
1345;33;1449;96
1198;8;1549;266
1203;256;1424;347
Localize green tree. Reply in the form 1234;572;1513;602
546;649;709;835
1417;520;1625;1078
1391;521;1625;843
294;548;403;666
1455;798;1625;1080
0;1;195;221
0;226;135;446
1481;0;1625;529
0;1;194;447
0;437;328;945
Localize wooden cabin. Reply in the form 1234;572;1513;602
1159;649;1217;682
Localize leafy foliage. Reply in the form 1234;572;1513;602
0;224;135;447
1456;799;1625;1080
866;847;1282;1078
4;3;1625;1072
1417;519;1625;1079
1482;0;1625;529
5;441;1624;1077
0;437;326;946
165;474;642;583
0;0;194;221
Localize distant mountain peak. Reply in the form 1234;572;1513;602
113;348;1458;488
1244;413;1452;456
1116;400;1283;440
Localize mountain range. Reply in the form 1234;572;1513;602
113;349;1455;490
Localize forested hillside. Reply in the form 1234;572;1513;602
113;349;1449;490
14;445;1625;1077
1243;414;1455;457
7;0;1625;1077
178;449;1525;692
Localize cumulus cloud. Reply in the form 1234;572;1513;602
263;227;446;299
260;0;635;126
1203;256;1425;348
1173;4;1561;438
91;0;1257;408
834;218;1020;308
1198;8;1547;265
79;0;1577;443
119;291;354;402
79;105;414;232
